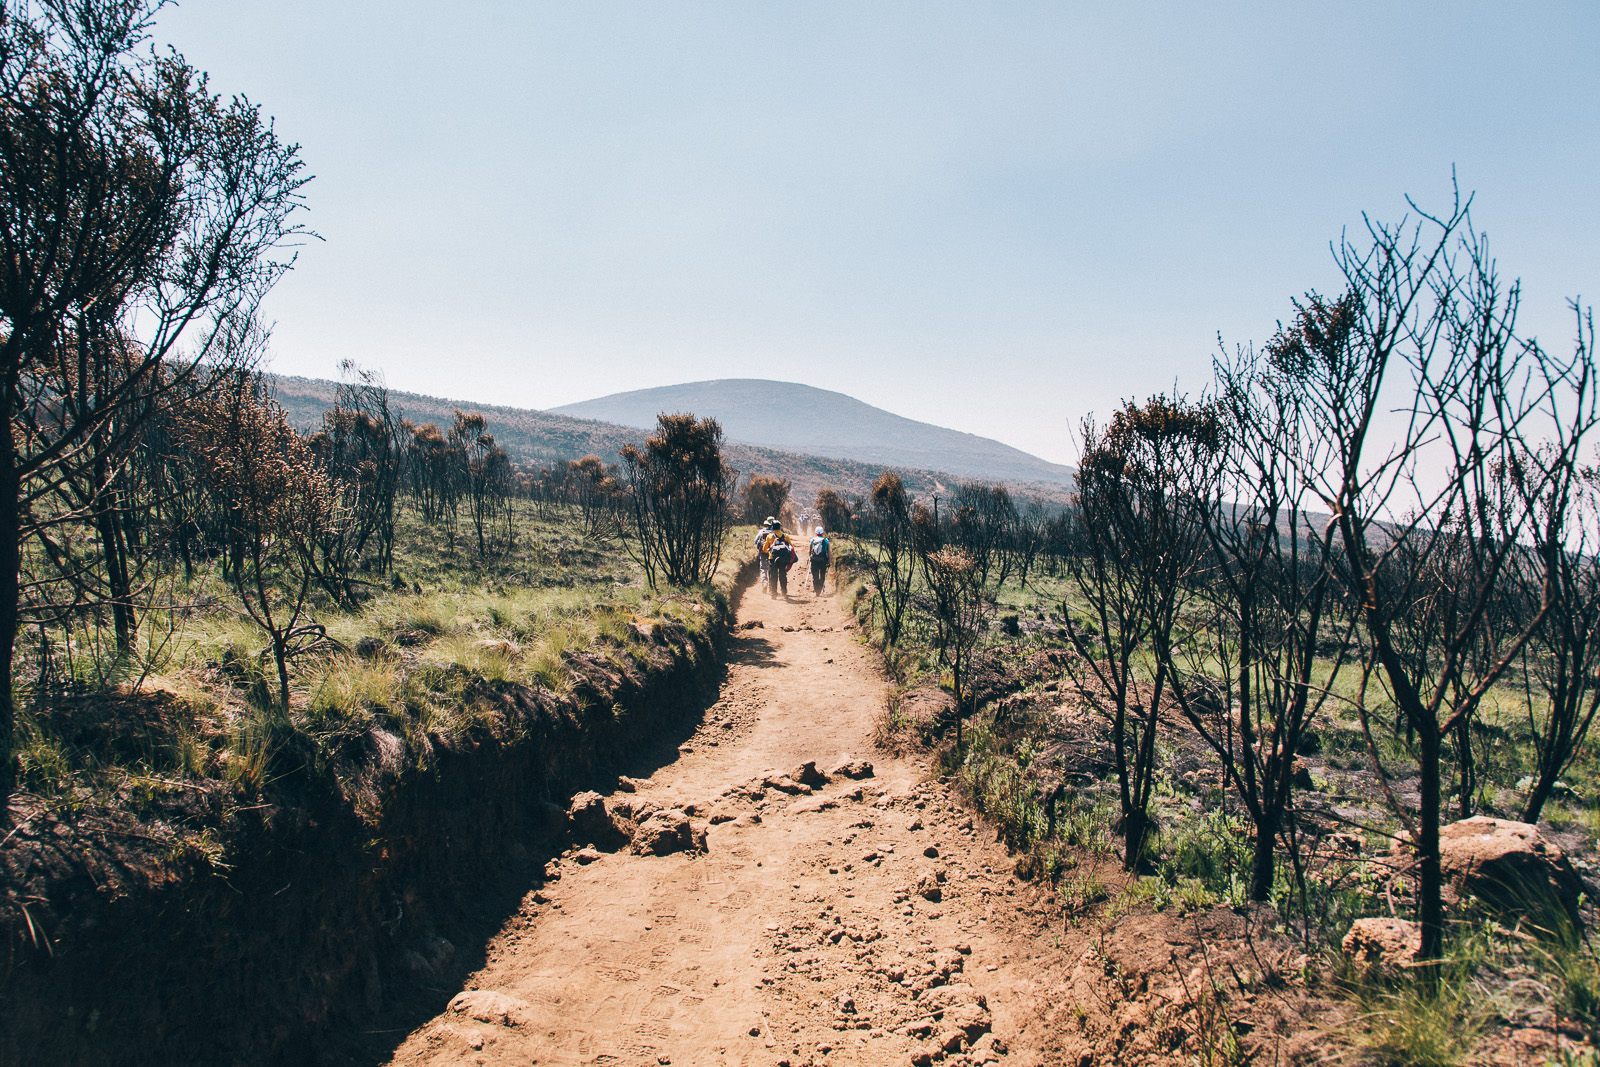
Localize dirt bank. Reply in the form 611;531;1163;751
1;592;732;1067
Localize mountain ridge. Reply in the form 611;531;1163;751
551;378;1075;489
266;375;1075;510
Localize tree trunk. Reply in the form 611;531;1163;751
1250;803;1279;902
0;436;20;809
1418;722;1445;965
1522;765;1559;825
95;501;135;652
1455;714;1475;818
272;631;291;713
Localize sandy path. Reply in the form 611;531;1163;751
384;578;1062;1067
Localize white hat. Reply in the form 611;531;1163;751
816;526;825;536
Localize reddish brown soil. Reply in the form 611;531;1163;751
382;581;1083;1067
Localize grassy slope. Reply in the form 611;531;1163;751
1;508;747;1067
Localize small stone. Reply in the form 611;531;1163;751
924;845;940;858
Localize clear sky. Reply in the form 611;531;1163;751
157;1;1598;467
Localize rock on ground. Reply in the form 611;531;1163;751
1437;816;1585;924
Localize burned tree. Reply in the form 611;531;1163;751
0;0;309;792
1064;396;1216;871
620;414;736;588
1288;191;1597;961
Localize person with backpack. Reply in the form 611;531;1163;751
766;529;795;597
808;526;830;595
754;517;778;587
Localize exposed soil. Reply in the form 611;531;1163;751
379;581;1079;1067
375;579;1356;1067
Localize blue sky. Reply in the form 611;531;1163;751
159;1;1598;466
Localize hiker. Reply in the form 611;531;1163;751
754;517;778;587
808;525;830;595
766;529;795;598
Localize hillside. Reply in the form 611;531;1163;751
268;375;1075;509
551;378;1077;489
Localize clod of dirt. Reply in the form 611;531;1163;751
740;620;764;629
916;875;943;903
764;774;812;795
355;635;391;659
567;791;628;849
792;761;827;787
1342;917;1422;973
829;758;875;780
448;989;532;1027
631;809;708;855
923;845;939;858
615;776;640;793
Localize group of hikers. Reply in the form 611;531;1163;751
753;517;829;598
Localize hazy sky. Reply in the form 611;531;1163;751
158;2;1598;467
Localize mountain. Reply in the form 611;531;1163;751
267;375;1073;510
551;379;1076;490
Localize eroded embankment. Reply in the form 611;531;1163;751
0;584;742;1067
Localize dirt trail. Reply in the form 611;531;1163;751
385;579;1064;1067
